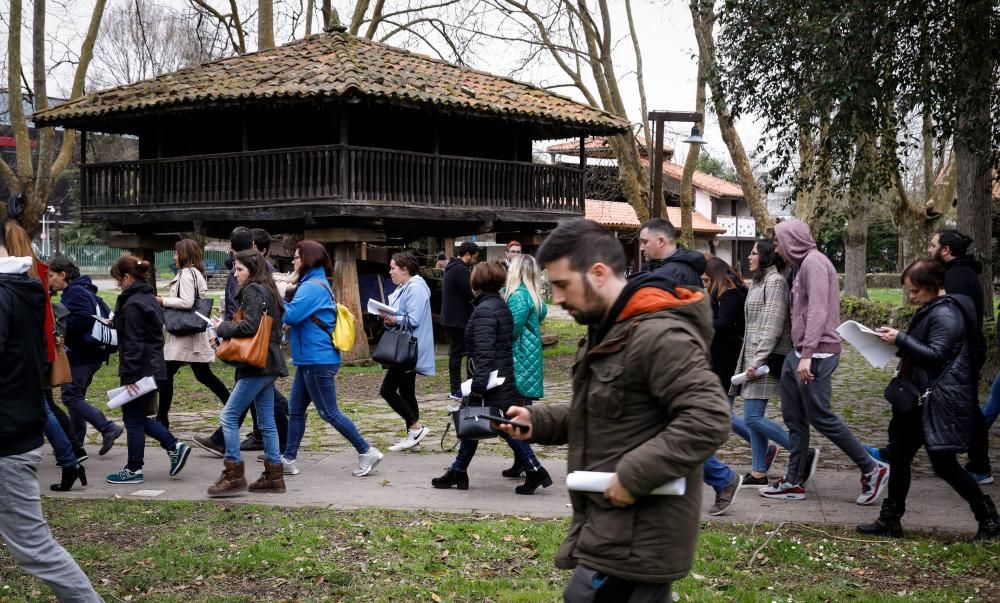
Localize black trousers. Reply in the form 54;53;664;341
446;326;467;395
886;407;987;515
381;367;419;429
157;360;231;428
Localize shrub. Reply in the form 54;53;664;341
840;295;916;329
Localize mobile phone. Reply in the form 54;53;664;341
478;414;530;431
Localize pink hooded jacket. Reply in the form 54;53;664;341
774;220;842;358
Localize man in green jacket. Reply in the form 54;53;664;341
500;219;730;601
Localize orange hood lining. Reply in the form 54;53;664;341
616;286;703;322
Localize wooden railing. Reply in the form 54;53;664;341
81;144;584;213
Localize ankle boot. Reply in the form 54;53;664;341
856;499;904;537
431;469;469;490
50;464;87;492
249;461;286;493
502;460;526;478
516;466;553;495
972;497;1000;541
207;460;247;497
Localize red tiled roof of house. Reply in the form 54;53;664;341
664;206;727;235
585;199;641;230
658;160;744;198
32;33;629;134
547;135;673;159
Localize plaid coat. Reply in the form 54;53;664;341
730;266;791;400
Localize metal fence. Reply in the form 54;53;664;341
36;243;230;276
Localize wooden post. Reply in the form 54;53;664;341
80;131;88;209
240;111;249;200
329;241;369;361
443;237;455;259
135;247;157;289
651;117;665;219
339;105;350;200
579;135;586;210
432;115;441;205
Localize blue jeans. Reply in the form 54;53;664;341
703;456;736;491
983;370;1000;429
43;403;77;468
744;398;791;473
285;364;368;459
221;375;279;464
61;361;116;443
121;390;178;472
729;397;751;443
451;432;541;473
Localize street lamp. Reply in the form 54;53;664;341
682;125;707;146
647;110;706;219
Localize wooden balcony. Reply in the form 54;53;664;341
80;144;584;236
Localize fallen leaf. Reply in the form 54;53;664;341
431;594;442;602
503;535;514;542
472;533;481;541
385;535;393;543
439;550;450;559
315;575;325;586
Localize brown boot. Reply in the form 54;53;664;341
207;459;247;498
248;461;286;493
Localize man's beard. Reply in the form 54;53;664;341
563;277;607;325
931;249;945;263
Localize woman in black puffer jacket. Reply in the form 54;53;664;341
858;259;998;540
432;261;552;494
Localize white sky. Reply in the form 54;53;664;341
2;0;762;164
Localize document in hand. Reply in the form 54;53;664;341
566;471;686;496
366;298;396;316
460;370;506;397
107;376;158;409
836;320;897;368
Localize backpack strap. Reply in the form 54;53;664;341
305;279;335;333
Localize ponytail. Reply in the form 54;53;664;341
111;255;155;285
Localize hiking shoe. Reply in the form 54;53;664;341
857;460;891;505
802;447;821;485
168;442;192;477
741;473;769;487
710;474;743;516
239;434;265;451
107;468;144;484
759;479;806;500
279;455;300;476
193;435;225;458
969;471;995;485
352;447;384;477
864;445;884;463
389;426;429;451
764;444;780;473
99;424;124;456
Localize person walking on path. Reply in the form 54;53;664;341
760;219;889;505
638;218;707;284
280;241;383;478
155;240;231;430
857;259;999;540
0;222;104;602
441;241;478;400
208;250;288;497
432;261;553;495
730;239;792;486
47;257;123;456
106;256;192;485
499;253;551;489
379;252;435;451
499;219;730;601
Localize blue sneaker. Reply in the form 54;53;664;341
107;468;144;484
168;442;192;477
864;445;883;463
969;471;995;485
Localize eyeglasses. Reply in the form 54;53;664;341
508;249;521;254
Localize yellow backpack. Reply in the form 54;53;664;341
332;303;357;352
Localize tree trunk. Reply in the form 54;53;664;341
844;191;869;298
258;0;275;49
624;0;651;151
679;10;707;247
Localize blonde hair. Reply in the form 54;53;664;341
503;253;543;313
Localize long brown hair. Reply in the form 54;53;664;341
175;239;205;273
234;249;281;309
705;257;741;300
111;255;155;286
3;221;39;278
295;240;334;286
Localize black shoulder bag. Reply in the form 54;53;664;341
163;268;215;336
372;319;418;370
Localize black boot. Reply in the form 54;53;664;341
515;466;553;495
431;469;469;490
972;497;1000;541
50;464;88;492
856;499;904;538
502;460;526;478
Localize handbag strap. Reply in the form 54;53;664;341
440;420;459;452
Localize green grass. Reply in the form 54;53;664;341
2;499;997;602
867;288;906;304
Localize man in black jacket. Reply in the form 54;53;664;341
0;224;102;601
441;241;478;400
638;218;707;286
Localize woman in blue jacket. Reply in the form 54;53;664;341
281;241;383;478
379;251;435;451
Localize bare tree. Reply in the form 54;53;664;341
259;0;276;48
676;30;706;248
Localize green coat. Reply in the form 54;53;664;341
507;285;547;399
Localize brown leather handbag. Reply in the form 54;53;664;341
45;336;72;387
216;308;272;369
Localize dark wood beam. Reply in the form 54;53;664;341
648;110;704;219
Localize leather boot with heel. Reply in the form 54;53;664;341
516;466;553;495
207;460;247;497
50;464;87;492
856;499;904;538
502;461;526;478
431;469;469;490
972;496;1000;541
249;461;286;493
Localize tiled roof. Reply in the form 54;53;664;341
637;158;743;198
547;135;673;159
585;199;641;230
664;207;727;235
32;33;629;134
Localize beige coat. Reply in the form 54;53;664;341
162;268;215;363
730;266;791;400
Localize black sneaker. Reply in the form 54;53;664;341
99;424;124;456
240;434;264;451
193;435;225;458
802;447;821;485
741;472;769;487
764;444;780;473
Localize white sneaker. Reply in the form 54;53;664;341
353;447;384;477
388;426;430;451
856;459;890;505
280;455;300;476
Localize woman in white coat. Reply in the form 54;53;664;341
155;239;231;429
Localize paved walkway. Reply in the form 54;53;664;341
38;440;991;536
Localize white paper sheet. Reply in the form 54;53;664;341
460;370;506;397
836;320;897;368
107;376;158;409
194;311;215;326
566;471;686;496
366;298;397;315
731;365;770;386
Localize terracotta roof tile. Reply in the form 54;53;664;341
585;199;641;230
547;135;673;159
32;33;629;134
664;207;727;235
